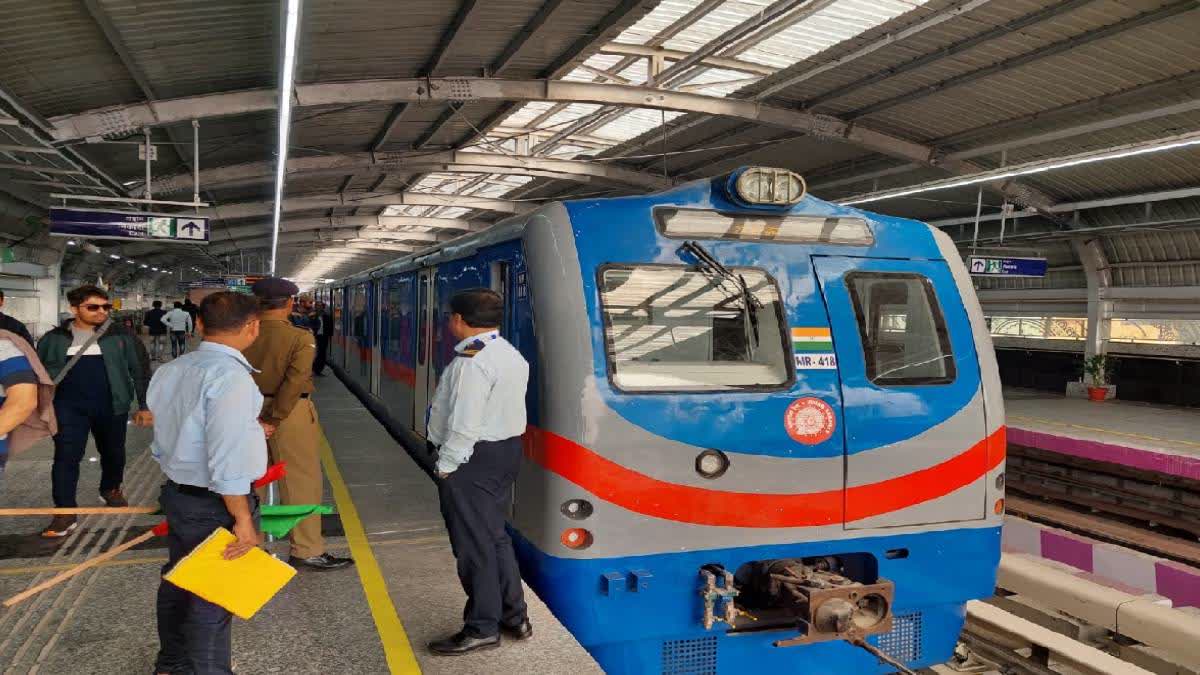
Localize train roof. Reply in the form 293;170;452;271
324;170;933;287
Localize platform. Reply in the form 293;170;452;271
0;372;599;674
1004;389;1200;482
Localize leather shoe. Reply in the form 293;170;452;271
502;619;533;641
288;552;354;570
428;631;500;656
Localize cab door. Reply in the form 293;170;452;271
814;256;987;529
413;268;436;437
370;279;382;397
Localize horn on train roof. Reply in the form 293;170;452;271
723;167;807;209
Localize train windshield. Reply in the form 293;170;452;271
599;265;791;392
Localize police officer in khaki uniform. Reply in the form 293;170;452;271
243;277;353;571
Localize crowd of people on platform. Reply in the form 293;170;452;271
0;280;528;672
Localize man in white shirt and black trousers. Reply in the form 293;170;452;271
427;288;531;656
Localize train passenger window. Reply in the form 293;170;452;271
599;265;791;392
846;273;956;386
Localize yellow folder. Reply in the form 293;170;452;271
163;527;297;620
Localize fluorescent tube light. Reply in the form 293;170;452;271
270;0;302;276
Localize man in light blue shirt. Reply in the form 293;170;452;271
427;288;530;656
148;291;269;675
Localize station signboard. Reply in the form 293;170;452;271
49;207;209;244
968;255;1047;278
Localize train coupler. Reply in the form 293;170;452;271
699;565;739;630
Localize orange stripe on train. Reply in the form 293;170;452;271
523;426;1006;528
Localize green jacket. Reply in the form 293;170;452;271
37;321;150;415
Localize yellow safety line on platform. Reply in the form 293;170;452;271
1009;415;1200;449
319;433;422;675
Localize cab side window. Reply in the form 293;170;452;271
846;272;956;386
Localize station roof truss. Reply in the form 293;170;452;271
0;0;1198;290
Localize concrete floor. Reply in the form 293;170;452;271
0;347;599;674
1005;387;1200;457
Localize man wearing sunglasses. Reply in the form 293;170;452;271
36;285;152;537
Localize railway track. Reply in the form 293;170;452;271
1007;445;1200;567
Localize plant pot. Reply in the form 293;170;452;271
1087;386;1109;401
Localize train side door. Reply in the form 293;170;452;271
413;268;436;437
814;256;988;529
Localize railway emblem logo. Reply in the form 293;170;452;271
784;397;836;445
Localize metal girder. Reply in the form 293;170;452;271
79;0;196;179
0;162;86;176
205;192;531;221
425;0;481;77
413;102;465;150
148;150;674;194
373;0;481;152
278;248;392;258
434;0;655;187
213;227;443;251
215;215;483;240
599;43;775;76
847;0;1199;120
810;92;1200;193
0;143;58;155
0;84;126;194
935;70;1200;150
211;231;417;255
842;129;1200;207
48;79;933;164
657;0;838;90
947;98;1200;163
286;241;413;254
780;0;1052;105
540;0;658;80
370;104;410;152
932;186;1200;227
533;0;837;153
492;126;614;149
576;63;632;85
490;0;570;75
10;178;111;191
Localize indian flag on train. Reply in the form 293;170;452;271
791;327;833;352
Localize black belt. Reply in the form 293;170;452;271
264;392;309;398
168;480;219;498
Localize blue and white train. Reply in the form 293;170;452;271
316;167;1006;674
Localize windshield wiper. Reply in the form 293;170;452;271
679;241;762;349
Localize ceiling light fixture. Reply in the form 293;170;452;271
270;0;302;276
841;130;1200;206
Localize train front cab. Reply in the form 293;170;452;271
512;169;1005;674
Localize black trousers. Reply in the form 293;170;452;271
155;483;257;674
437;436;528;638
51;402;127;507
313;334;330;374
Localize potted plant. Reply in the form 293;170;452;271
1082;354;1113;401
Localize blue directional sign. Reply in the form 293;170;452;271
968;255;1047;278
49;207;208;244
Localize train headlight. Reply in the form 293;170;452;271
560;528;593;550
695;450;730;479
727;167;807;207
560;499;593;520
